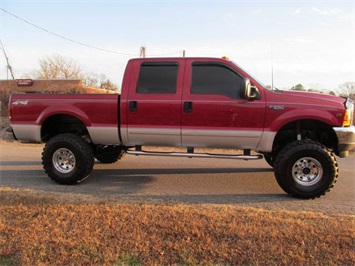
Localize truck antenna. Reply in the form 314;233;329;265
271;39;274;91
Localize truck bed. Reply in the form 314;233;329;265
9;93;121;145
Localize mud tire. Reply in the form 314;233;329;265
274;140;338;199
42;134;94;185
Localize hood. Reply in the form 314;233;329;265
272;90;346;107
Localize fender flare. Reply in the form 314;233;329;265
268;108;338;132
36;105;92;127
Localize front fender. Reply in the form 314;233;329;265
267;108;341;132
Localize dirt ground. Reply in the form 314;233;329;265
0;117;12;143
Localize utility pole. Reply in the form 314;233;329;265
182;50;186;57
0;39;15;79
139;46;146;58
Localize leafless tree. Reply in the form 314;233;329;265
32;54;82;79
337;82;355;100
83;73;107;88
83;73;118;91
100;79;118;91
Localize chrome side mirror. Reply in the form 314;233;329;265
244;78;259;100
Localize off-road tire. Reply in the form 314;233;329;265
94;146;125;164
274;140;338;199
42;133;94;185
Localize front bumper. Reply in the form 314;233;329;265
333;125;355;157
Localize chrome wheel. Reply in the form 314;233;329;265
52;148;76;174
292;157;323;186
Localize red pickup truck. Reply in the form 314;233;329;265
8;57;355;199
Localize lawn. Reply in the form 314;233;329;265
0;188;354;265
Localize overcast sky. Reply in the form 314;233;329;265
0;0;354;91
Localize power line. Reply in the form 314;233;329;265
0;7;180;57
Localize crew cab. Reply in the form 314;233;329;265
8;57;355;199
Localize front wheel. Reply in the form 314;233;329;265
42;134;94;185
274;140;338;199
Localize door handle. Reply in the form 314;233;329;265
129;101;137;112
184;101;193;113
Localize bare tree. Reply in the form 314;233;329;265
83;73;118;91
337;82;355;100
82;73;107;88
32;54;82;79
100;79;118;91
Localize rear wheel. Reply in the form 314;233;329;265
274;140;338;199
94;145;125;164
42;134;94;184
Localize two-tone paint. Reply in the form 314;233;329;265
9;57;352;154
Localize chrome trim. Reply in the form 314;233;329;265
127;150;263;160
333;125;355;150
52;148;76;174
345;98;354;110
292;157;323;186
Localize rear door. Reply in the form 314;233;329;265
124;59;184;146
181;59;265;149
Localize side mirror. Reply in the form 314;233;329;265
243;78;259;100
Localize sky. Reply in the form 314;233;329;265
0;0;354;92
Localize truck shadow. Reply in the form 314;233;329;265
91;167;273;176
0;166;298;205
0;161;42;166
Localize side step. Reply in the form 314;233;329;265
126;147;263;160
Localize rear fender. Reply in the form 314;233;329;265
37;105;91;127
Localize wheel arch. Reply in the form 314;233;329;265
41;114;91;142
272;119;338;155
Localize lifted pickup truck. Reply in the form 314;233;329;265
8;57;355;199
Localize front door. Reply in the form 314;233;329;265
182;59;265;149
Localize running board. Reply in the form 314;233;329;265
126;149;263;160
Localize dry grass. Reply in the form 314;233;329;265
0;188;354;265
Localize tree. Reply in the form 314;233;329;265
32;54;82;79
290;84;305;91
337;82;355;101
29;54;118;93
100;79;118;91
83;73;118;91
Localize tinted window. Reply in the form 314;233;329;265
191;63;243;98
136;62;178;94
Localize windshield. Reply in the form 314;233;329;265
231;61;268;89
